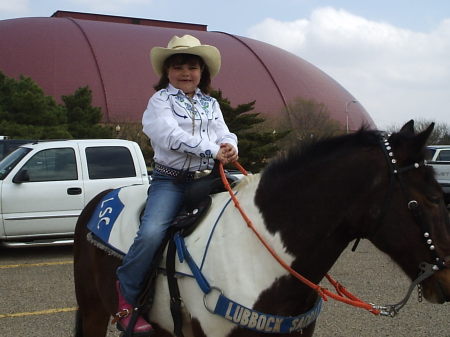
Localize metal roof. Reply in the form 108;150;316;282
0;14;375;130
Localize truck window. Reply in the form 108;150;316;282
85;146;136;179
0;147;32;180
425;148;436;161
0;139;34;161
436;150;450;162
20;148;78;182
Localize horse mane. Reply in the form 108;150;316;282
233;172;260;192
259;126;382;183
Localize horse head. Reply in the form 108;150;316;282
255;119;450;311
365;120;450;304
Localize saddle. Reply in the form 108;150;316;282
173;164;238;235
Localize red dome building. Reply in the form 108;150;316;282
0;11;374;131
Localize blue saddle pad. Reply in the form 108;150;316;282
87;184;148;255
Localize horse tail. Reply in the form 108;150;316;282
74;308;83;337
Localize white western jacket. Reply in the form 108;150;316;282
142;84;238;171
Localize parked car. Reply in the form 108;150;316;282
0;139;149;247
426;145;450;205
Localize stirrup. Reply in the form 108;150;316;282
111;308;130;325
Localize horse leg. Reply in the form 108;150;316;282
74;306;110;337
74;247;122;336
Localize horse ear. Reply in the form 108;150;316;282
414;122;434;149
399;120;415;135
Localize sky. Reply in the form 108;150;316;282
1;0;450;129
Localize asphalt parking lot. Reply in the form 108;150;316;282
0;246;120;337
0;240;449;337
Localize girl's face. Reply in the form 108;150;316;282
167;62;202;97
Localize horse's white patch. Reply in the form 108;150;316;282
150;174;295;337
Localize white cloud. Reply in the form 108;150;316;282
247;7;450;129
0;0;29;15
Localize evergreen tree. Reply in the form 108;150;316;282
211;90;289;172
0;71;287;170
0;71;112;139
0;71;70;138
62;86;113;138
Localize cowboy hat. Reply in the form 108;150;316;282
150;35;221;78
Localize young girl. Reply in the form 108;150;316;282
115;35;238;334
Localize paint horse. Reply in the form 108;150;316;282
74;120;450;337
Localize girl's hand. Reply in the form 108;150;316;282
216;143;238;164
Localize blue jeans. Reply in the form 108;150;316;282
116;172;188;305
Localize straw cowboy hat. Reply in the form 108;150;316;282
150;34;221;78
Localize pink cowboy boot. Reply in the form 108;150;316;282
114;281;154;335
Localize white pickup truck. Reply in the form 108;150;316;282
426;145;450;205
0;139;150;247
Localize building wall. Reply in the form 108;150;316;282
0;13;374;131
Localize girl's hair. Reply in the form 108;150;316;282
153;53;212;93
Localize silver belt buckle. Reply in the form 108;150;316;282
194;170;211;179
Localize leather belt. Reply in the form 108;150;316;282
154;163;212;181
154;163;195;180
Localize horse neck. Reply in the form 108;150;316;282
254;150;385;285
225;174;348;317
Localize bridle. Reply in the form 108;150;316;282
373;133;448;316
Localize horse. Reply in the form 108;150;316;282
73;120;450;337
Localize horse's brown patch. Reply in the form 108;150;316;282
191;318;208;337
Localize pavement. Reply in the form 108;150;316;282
0;239;448;337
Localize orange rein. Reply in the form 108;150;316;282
219;161;380;315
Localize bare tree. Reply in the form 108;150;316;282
385;118;450;145
280;97;342;145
